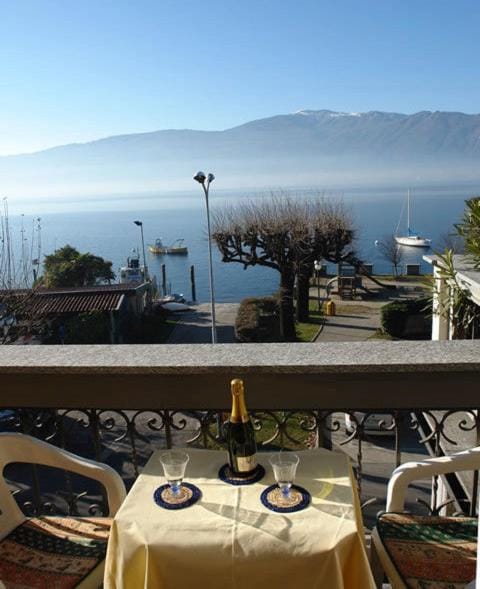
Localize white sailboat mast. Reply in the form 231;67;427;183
407;189;411;235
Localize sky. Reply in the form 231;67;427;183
1;0;479;156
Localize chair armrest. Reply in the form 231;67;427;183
0;433;126;516
387;445;480;512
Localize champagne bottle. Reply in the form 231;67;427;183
226;378;257;476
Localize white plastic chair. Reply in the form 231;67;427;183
0;432;126;589
371;445;480;588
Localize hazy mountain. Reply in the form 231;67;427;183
1;110;480;198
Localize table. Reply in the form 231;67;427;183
104;448;375;589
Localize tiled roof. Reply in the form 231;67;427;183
0;284;141;315
35;283;141;295
28;292;125;314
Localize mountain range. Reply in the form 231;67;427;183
2;110;480;198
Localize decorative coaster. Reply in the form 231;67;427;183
260;484;311;513
153;483;201;510
218;463;265;486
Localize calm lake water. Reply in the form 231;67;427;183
4;186;476;302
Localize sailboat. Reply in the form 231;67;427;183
394;190;431;248
0;199;42;288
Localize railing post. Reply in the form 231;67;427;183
18;409;43;515
161;264;167;296
394;411;404;468
164;410;173;450
190;265;196;302
319;412;332;450
53;411;75;514
472;410;480;516
89;410;109;515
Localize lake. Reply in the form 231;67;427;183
2;185;476;302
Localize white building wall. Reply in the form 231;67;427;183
431;265;450;341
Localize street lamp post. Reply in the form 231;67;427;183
193;171;217;344
314;260;322;311
133;220;148;281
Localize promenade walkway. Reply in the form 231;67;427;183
166;303;239;344
314;304;380;342
312;275;428;343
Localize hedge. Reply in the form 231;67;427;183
381;297;431;339
235;297;281;343
63;310;111;344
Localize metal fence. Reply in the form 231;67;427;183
2;407;478;529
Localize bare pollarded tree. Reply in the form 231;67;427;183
295;199;355;321
213;196;299;340
377;234;404;278
212;194;356;339
438;232;464;254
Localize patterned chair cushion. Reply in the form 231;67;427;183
0;516;112;589
376;512;477;589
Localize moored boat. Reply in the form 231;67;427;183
394;190;431;248
119;250;147;283
148;238;188;255
395;235;431;247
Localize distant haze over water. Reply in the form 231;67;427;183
1;110;479;199
4;186;476;302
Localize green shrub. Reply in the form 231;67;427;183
63;311;111;344
381;298;431;339
235;297;281;342
123;309;176;343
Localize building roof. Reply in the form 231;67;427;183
0;283;143;316
28;292;125;314
424;254;480;306
35;283;142;295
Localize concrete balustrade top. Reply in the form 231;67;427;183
0;340;479;375
0;341;478;410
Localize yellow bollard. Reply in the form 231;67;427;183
326;300;336;316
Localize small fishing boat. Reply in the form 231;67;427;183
148;238;188;255
160;301;191;312
394;190;431;248
157;293;187;304
154;293;190;312
119;250;147;284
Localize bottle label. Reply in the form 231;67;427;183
236;454;257;472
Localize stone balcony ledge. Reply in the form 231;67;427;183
1;341;479;410
0;340;479;375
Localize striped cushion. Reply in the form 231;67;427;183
0;516;111;589
377;512;477;589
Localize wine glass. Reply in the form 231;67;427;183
269;453;299;499
159;451;189;495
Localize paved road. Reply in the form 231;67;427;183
167;303;239;344
314;305;379;342
312;276;428;343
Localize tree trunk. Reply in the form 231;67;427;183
295;265;311;322
279;269;296;341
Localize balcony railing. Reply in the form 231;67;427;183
1;340;479;528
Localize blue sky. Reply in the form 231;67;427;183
1;0;479;155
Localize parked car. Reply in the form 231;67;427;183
345;412;394;435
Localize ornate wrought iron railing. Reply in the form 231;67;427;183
1;341;479;529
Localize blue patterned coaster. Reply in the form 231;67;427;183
218;463;265;486
261;484;310;513
153;483;201;510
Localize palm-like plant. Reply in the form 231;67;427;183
455;197;480;266
431;197;480;339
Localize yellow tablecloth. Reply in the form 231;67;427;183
104;448;375;589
